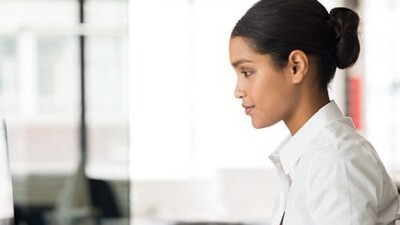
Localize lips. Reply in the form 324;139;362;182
242;104;255;115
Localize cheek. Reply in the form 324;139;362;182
250;76;280;106
250;76;292;120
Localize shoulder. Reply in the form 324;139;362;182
307;117;380;168
300;119;399;224
303;117;386;188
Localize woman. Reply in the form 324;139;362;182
229;0;399;224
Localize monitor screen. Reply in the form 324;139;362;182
0;119;14;225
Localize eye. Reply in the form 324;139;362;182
242;70;253;78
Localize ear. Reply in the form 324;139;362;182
286;50;309;84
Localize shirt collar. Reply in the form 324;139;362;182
269;100;344;175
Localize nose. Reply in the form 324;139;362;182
234;79;246;99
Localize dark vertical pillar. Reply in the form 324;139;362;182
78;0;87;169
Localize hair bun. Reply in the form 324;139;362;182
330;7;360;69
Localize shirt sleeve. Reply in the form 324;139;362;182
305;144;382;225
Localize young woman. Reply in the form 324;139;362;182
229;0;399;224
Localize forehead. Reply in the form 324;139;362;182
229;37;277;69
229;37;256;59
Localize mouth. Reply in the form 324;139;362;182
242;104;255;115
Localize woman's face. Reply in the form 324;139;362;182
229;37;298;129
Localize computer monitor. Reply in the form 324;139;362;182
0;119;14;225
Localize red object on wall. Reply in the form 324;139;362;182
348;76;362;130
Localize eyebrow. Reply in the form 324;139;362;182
231;59;253;68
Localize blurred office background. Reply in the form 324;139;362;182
0;0;399;225
0;0;129;224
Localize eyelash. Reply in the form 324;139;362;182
241;70;253;77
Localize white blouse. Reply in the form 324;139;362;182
269;101;399;225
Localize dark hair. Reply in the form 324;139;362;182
231;0;360;88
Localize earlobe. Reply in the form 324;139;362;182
288;50;309;84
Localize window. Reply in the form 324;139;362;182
0;0;80;173
0;0;129;220
0;36;18;113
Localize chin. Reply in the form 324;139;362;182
251;121;268;129
251;119;276;129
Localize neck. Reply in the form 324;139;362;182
284;90;330;135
